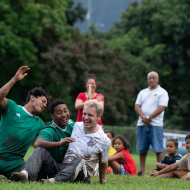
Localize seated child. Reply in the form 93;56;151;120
108;135;137;175
105;130;116;156
150;135;190;179
152;139;182;174
105;130;116;174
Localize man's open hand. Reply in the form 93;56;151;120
14;66;30;81
59;137;75;147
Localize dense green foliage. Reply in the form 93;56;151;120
1;0;190;129
94;0;190;129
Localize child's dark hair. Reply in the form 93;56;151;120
185;135;190;141
86;74;97;84
167;139;178;148
50;99;68;114
25;87;51;108
112;135;130;150
105;130;114;138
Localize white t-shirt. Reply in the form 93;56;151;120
63;122;111;176
135;85;169;126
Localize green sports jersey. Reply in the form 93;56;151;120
0;99;45;161
38;119;75;163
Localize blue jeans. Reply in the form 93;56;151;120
136;125;163;154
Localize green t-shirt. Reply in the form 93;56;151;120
0;99;45;160
38;120;75;163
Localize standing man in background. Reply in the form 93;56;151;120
135;71;169;176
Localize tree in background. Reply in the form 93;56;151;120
66;0;87;26
0;0;69;96
1;0;190;129
41;32;134;125
0;0;86;120
92;0;190;129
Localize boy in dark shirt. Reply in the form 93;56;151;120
152;139;182;174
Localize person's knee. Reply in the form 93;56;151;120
34;147;48;154
152;170;158;174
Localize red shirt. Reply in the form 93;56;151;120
76;92;104;125
115;149;137;175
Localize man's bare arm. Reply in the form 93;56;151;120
34;137;75;149
149;106;166;120
135;104;151;126
135;104;145;118
0;66;30;109
99;159;108;184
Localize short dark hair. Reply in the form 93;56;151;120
85;74;97;84
25;87;51;108
105;130;114;138
167;139;178;148
112;135;130;150
50;99;68;114
185;135;190;141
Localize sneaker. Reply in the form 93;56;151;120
137;171;143;176
10;172;28;182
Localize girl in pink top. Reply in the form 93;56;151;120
75;74;104;125
108;135;137;175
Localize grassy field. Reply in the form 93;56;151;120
1;147;189;190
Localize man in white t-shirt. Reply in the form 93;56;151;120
42;99;111;184
135;71;169;176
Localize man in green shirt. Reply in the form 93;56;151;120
0;66;50;179
11;99;75;181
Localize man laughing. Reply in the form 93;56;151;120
11;99;75;181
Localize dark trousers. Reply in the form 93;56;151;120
24;147;85;183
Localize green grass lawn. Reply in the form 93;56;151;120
1;147;189;190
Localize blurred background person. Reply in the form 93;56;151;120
75;74;104;125
105;130;116;174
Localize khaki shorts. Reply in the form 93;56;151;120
179;171;189;179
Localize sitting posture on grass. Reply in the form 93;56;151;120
11;99;75;182
108;136;137;175
105;130;116;156
150;135;190;179
11;100;110;184
152;139;182;174
43;100;111;184
105;130;116;174
0;66;50;179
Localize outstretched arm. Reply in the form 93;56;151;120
99;156;108;184
34;137;75;149
0;66;30;109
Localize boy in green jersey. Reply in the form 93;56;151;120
11;99;75;181
0;66;50;179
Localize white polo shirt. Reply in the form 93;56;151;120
135;85;169;126
63;122;111;176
